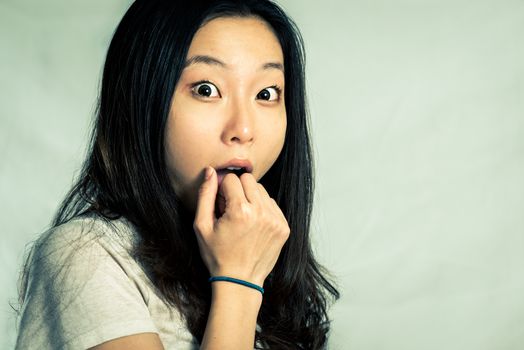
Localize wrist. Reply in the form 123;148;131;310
211;279;263;307
209;276;264;295
203;279;262;350
211;269;265;287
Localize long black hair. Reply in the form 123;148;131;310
27;0;339;348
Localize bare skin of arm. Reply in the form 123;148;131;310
88;333;165;350
89;284;261;350
89;169;289;350
201;282;263;349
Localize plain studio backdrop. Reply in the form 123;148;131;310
1;0;523;349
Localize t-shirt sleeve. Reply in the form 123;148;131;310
15;218;159;350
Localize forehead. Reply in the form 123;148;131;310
186;16;284;68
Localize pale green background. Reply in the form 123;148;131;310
1;0;523;349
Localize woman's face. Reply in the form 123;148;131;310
165;16;287;212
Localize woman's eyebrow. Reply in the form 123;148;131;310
185;55;226;68
261;62;284;72
184;55;284;72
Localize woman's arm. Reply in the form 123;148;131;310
89;169;288;350
88;333;165;350
88;283;261;350
201;282;262;349
195;168;289;349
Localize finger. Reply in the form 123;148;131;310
219;173;246;203
239;173;261;204
194;166;218;232
256;183;271;199
257;183;286;220
270;197;288;222
256;183;274;208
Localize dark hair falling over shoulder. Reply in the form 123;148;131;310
33;0;339;348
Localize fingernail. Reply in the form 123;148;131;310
205;166;214;180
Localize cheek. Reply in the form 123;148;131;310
164;112;209;194
164;120;187;194
258;114;287;178
274;117;287;155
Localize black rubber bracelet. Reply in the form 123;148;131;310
208;276;264;295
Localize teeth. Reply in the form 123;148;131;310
226;166;243;170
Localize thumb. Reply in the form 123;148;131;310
194;166;218;232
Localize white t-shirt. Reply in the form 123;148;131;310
15;214;199;350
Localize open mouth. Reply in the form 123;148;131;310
217;166;248;177
216;166;249;189
214;166;250;218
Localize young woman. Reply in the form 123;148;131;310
15;0;339;349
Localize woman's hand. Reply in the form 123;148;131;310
193;166;290;286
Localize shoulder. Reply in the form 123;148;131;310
16;214;159;349
20;213;144;300
27;214;138;274
34;214;137;258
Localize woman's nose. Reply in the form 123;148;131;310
221;98;254;145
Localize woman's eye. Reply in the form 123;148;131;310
191;82;220;98
256;86;281;101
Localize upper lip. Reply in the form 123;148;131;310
215;158;253;173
